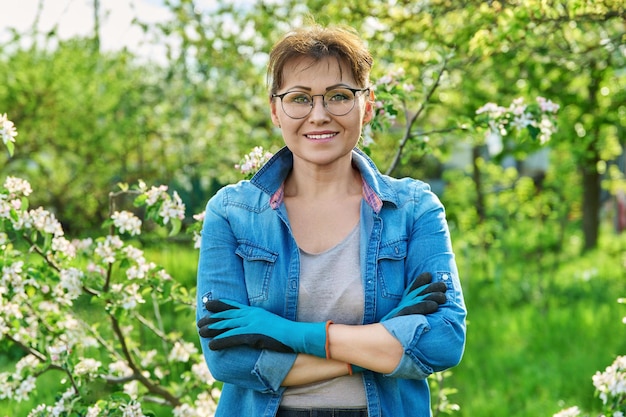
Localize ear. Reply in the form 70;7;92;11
362;90;375;125
270;97;281;128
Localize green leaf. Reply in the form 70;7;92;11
134;194;148;207
5;141;14;157
169;217;182;236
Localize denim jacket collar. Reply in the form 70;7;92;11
250;146;398;214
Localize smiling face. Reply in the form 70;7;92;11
271;56;373;169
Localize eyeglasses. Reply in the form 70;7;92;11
272;87;370;119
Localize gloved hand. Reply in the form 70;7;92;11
345;273;446;374
197;300;329;358
381;272;447;321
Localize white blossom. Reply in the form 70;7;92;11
51;236;76;258
4;176;32;196
29;207;64;237
124;380;140;399
168;341;198;363
552;406;581;417
537;96;560;113
95;235;124;263
112;210;142;236
191;361;215;385
74;358;102;377
235;146;274;177
193;231;202;249
113;283;145;310
592;355;626;405
108;360;133;378
159;191;185;224
86;404;102;417
0;113;17;145
120;400;146;417
145;185;168;206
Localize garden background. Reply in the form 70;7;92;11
1;0;625;416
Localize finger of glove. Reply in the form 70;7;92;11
408;281;448;298
406;272;433;293
424;291;447;305
204;299;242;313
197;315;218;329
209;334;295;353
417;282;448;295
393;300;440;317
199;325;230;339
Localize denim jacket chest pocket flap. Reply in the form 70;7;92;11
235;242;279;302
376;238;408;299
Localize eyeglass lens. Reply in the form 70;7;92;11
280;88;362;119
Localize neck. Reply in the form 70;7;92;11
285;158;362;200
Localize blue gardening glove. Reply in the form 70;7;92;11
382;272;447;321
197;300;329;358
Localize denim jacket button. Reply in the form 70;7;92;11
202;296;209;303
442;273;449;280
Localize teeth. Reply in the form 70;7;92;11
307;133;335;139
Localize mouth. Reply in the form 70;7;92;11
304;132;338;141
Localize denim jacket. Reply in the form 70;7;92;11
196;147;466;417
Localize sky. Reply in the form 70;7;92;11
0;0;177;55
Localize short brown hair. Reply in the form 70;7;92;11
267;24;373;94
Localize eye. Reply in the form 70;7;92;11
326;89;353;102
285;92;311;104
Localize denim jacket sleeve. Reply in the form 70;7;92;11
380;181;466;380
196;185;296;394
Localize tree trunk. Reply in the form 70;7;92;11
581;160;601;251
472;145;486;223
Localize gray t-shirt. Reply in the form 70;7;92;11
281;222;367;408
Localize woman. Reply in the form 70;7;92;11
196;24;466;417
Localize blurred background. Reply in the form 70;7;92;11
1;1;625;416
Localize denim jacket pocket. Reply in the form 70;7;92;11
377;238;408;299
235;241;278;302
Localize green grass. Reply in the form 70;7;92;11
450;239;626;417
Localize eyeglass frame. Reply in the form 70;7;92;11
271;87;370;119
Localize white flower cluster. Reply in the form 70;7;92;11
593;355;626;406
112;210;142;236
173;391;218;417
476;96;559;146
159;191;185;224
235;146;273;177
137;182;186;224
120;400;146;417
192;211;206;249
2;115;215;415
0;113;17;146
73;358;102;377
4;176;32;196
553;406;582;417
0;355;40;402
169;341;199;363
27;387;77;417
95;235;124;264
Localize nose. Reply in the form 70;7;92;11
309;94;331;121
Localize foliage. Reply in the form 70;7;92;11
1;0;625;415
0;117;217;416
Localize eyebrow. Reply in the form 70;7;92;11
285;83;356;92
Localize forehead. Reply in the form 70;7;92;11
280;56;356;89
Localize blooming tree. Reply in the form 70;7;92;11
475;96;560;156
1;115;218;416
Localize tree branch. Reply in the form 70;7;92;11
385;56;451;176
110;313;181;407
